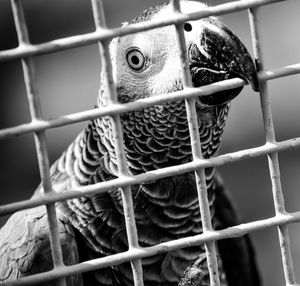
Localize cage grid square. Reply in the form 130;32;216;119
0;0;300;285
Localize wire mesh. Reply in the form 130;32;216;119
0;0;299;285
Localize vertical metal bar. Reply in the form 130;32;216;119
248;7;296;285
90;1;144;285
90;0;104;86
11;1;66;285
171;1;220;285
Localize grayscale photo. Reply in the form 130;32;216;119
0;0;299;285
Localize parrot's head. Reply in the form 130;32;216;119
99;0;258;107
97;1;259;171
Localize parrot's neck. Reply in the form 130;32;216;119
95;100;230;177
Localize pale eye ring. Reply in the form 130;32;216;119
126;49;145;71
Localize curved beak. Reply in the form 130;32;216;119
189;18;259;106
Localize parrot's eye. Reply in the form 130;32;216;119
126;49;145;71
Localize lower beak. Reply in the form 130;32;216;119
189;18;259;106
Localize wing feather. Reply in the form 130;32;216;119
0;206;82;285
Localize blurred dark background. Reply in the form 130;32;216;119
0;0;299;285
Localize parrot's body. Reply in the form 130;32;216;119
0;1;261;285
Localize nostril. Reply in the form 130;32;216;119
184;22;192;32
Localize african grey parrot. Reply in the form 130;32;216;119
0;1;261;285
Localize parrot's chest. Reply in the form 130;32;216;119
80;172;215;285
132;166;216;237
67;103;228;284
80;171;216;286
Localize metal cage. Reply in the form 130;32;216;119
0;0;300;285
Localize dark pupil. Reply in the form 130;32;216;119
131;55;140;65
184;23;192;32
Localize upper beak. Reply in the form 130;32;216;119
188;18;259;106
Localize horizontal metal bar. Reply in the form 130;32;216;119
2;210;300;286
1;137;299;217
0;78;245;140
0;0;288;62
259;63;300;81
1;61;299;141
